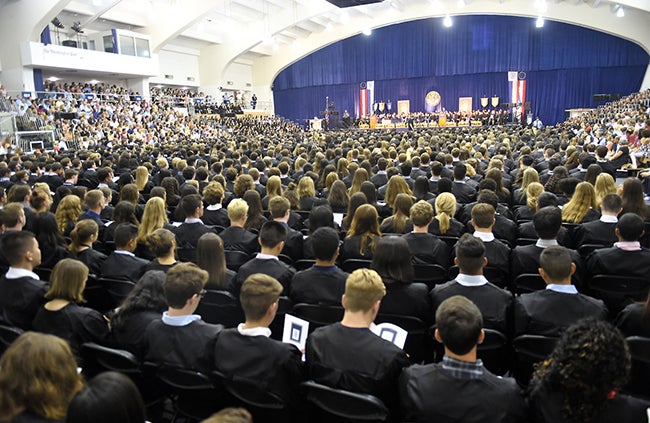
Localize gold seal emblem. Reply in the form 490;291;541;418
425;91;441;107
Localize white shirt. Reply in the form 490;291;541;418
546;284;578;294
535;239;559;248
162;311;201;326
455;274;488;287
5;267;40;280
600;215;618;223
256;253;279;261
114;250;136;257
237;323;271;338
472;231;495;242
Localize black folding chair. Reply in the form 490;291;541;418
514;273;546;295
292;303;344;332
341;259;372;273
99;277;136;307
213;371;289;421
512;335;559;387
625;336;650;399
588;274;650;316
412;263;448;290
0;324;23;355
177;247;198;263
302;380;389;422
195;290;244;328
224;250;251;271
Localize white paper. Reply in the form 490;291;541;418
282;314;309;352
370;322;408;349
333;213;344;226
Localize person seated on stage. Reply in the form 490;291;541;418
514;246;607;337
0;230;47;330
468;204;511;277
269;196;304;261
143;263;223;371
100;223;148;282
290;227;348;306
511;206;584;288
219;199;259;256
305;268;410;418
528;319;650;423
402;200;450;266
230;221;296;298
430;233;512;336
213;273;305;410
586;212;650;279
172;193;217;248
399;295;526;423
573;193;622;247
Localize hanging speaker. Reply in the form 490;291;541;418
360;82;367;89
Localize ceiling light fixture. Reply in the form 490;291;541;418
443;15;452;27
616;5;625;17
362;28;372;35
535;16;544;27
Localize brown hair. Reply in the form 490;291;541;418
240;273;283;321
45;258;88;303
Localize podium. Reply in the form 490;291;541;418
369;115;378;129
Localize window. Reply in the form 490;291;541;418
135;38;150;58
119;35;135;56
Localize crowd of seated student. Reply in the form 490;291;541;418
0;85;649;420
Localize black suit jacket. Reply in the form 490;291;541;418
100;252;148;282
219;226;260;256
511;244;584;288
202;208;230;228
213;329;305;404
514;289;607;337
231;257;296;298
290;265;348;305
399;362;526;423
573;220;618;247
173;222;218;248
402;232;450;266
586;246;650;279
0;274;48;330
381;282;432;324
451;182;477;204
281;225;304;261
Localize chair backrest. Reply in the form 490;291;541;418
515;238;537;246
589;275;650;315
514;273;546;295
477;329;510;375
438;236;459;250
154;365;215;391
80;342;140;376
292;303;344;330
0;324;23;355
625;336;650;399
294;259;316;271
512;335;559;387
83;276;116;313
412;263;448;287
99;277;136;306
577;243;607;258
213;371;286;410
302;380;389;421
341;259;372;273
196;290;244;328
269;296;292;341
278;254;294;266
626;336;650;365
33;266;52;282
224;250;252;271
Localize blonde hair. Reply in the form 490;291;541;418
435;192;456;235
203;181;225;206
384;175;413;210
409;200;434;227
349;168;369;196
227;198;249;222
135;166;149;191
521;168;540;190
344;268;386;312
297;177;315;198
55;195;81;233
562;181;598;223
594;173;616;208
526;182;545;209
266;175;283;199
69;219;99;253
137;197;169;243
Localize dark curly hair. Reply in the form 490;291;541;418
530;319;630;423
111;270;167;331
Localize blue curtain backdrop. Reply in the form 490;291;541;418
273;15;649;124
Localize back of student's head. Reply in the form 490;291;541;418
471;204;496;229
113;223;138;249
1;202;24;228
240;273;283;321
227;198;248;222
269;196;291;219
533;206;562;239
476;190;499;209
1;230;36;266
539;245;573;282
84;189;104;210
202;408;253;423
66;371;145;423
259;221;287;249
617;212;645;242
536;192;558;208
146;228;176;257
371;236;413;283
164;262;208;308
308;205;334;232
436;295;483;355
409;200;433;227
343;268;386;312
181;193;202;216
310;227;340;261
600;193;622;214
455;233;485;274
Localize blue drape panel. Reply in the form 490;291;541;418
273;15;649;124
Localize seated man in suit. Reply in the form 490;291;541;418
517;192;569;245
78;189;106;239
515;246;607;337
469;204;511;280
402;200;450;266
573;193;622;247
586;212;650;279
290;227;348;305
144;262;223;370
269;196;303;262
451;164;477;204
172;194;217;248
511;206;584;289
430;233;512;335
0;203;26;272
399;295;526;422
100;223;148;281
219;199;259;256
470;190;517;244
306;268;410;418
213;273;305;411
0;231;47;329
231;221;296;298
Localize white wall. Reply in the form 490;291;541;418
222;61;253;92
149;48;200;87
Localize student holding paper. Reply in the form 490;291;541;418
399;295;526;422
213;273;305;413
305;268;410;419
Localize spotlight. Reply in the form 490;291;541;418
71;21;84;34
443;15;452;27
362;28;372;36
51;17;65;29
535;16;544;28
616;6;625;17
